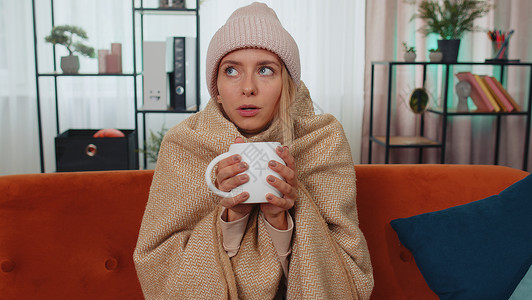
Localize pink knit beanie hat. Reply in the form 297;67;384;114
206;2;301;99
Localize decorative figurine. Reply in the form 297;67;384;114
456;81;471;112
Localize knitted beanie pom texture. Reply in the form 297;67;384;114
206;2;301;99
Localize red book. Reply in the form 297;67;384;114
490;76;521;112
482;76;514;112
456;72;494;112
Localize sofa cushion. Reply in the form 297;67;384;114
509;262;532;299
390;173;532;300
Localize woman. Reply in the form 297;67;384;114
133;2;373;299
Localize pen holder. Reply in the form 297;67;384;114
492;41;508;60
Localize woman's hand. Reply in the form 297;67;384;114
260;146;297;230
215;137;253;222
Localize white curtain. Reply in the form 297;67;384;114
0;0;365;175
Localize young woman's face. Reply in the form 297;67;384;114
216;48;283;136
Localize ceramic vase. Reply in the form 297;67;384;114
438;39;461;63
429;52;443;62
60;55;80;74
403;52;416;62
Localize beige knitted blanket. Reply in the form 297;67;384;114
133;83;373;299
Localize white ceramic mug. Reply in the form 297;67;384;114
205;142;285;203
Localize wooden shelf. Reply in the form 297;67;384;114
428;108;527;116
372;136;441;147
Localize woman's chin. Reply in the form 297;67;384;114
238;127;262;137
237;123;271;136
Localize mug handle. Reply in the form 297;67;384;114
204;152;234;198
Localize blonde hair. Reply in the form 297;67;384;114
277;65;296;145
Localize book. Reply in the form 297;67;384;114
455;72;493;112
481;76;514;112
489;76;521;112
473;74;501;112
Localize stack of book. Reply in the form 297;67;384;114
455;72;521;112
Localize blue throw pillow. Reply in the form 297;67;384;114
391;173;532;300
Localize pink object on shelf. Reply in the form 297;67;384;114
456;72;494;112
106;54;120;74
482;76;515;112
111;43;122;73
98;49;109;73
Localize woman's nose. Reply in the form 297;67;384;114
241;75;257;96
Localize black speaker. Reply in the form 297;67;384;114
166;36;196;111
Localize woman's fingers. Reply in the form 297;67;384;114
277;146;296;171
216;160;248;191
215;137;245;175
216;137;254;222
219;191;249;208
261;146;297;217
268;160;296;186
220;192;254;221
216;154;241;174
265;192;295;210
266;175;296;201
269;146;297;186
219;173;249;192
215;137;247;190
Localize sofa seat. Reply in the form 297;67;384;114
0;164;528;299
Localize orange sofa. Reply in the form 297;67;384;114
0;164;528;299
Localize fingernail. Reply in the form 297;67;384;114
277;146;283;153
240;174;248;181
283;146;289;152
269;160;277;167
239;162;247;170
232;155;241;162
241;192;249;199
266;194;273;201
267;176;275;183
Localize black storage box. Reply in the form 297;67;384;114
55;129;138;172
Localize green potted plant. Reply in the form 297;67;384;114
410;0;492;62
138;124;168;166
428;48;443;62
45;25;95;73
402;42;417;62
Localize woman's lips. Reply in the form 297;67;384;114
237;105;260;117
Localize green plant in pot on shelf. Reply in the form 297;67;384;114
410;0;492;63
428;48;443;62
402;42;417;62
138;124;168;165
45;25;96;74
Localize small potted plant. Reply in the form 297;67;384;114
45;25;95;73
428;48;443;62
410;0;492;62
402;42;417;62
138;124;168;167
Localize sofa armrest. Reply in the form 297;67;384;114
354;164;528;300
0;170;154;299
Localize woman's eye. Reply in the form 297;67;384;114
225;67;238;76
259;67;273;76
